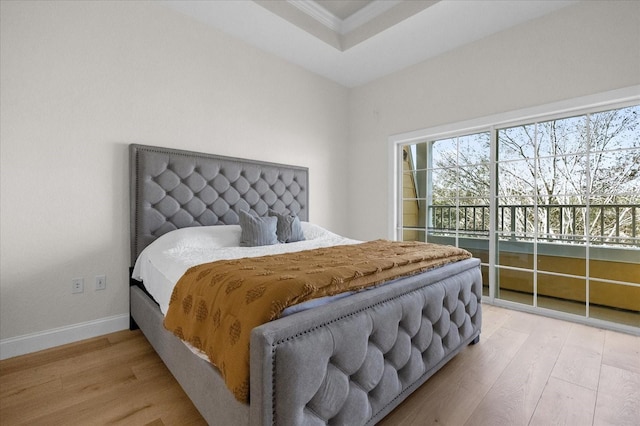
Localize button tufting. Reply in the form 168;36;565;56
280;268;480;426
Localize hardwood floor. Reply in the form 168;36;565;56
1;305;638;425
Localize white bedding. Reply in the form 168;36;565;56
131;222;360;316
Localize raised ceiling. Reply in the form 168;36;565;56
161;0;579;87
316;0;374;20
256;0;440;51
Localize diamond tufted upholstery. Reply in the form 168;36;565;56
251;259;482;426
129;144;482;426
130;145;308;264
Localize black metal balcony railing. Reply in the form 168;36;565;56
427;204;639;246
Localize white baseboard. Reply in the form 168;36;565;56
0;314;130;360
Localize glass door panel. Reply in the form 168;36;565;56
497;160;536;197
497;268;534;306
497;239;534;269
498;124;536;160
589;250;640;284
537;273;586;316
537;246;586;276
481;265;490;297
400;144;427;240
458;239;489;264
403;229;425;242
537;115;586;157
589;280;640;327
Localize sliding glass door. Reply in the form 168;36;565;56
396;103;639;329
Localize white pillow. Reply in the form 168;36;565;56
301;222;340;240
148;225;242;254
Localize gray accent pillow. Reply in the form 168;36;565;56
269;210;305;243
239;210;278;247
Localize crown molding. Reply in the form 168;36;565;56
342;0;402;34
287;0;403;35
287;0;341;32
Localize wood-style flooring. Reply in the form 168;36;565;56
1;305;638;425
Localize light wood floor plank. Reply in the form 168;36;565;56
594;364;640;426
602;329;640;374
550;323;605;390
529;376;597;426
467;318;571;425
0;337;112;376
1;307;638;426
379;320;529;426
475;304;511;339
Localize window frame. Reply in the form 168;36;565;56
388;85;640;334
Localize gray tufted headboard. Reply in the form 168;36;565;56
129;144;308;265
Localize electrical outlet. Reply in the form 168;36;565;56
72;278;84;294
95;275;106;291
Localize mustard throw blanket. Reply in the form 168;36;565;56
163;240;471;402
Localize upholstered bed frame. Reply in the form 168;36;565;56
129;144;482;425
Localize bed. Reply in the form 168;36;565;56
129;144;482;425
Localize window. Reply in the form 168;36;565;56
394;96;639;331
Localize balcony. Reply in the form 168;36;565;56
430;203;639;246
402;203;640;329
